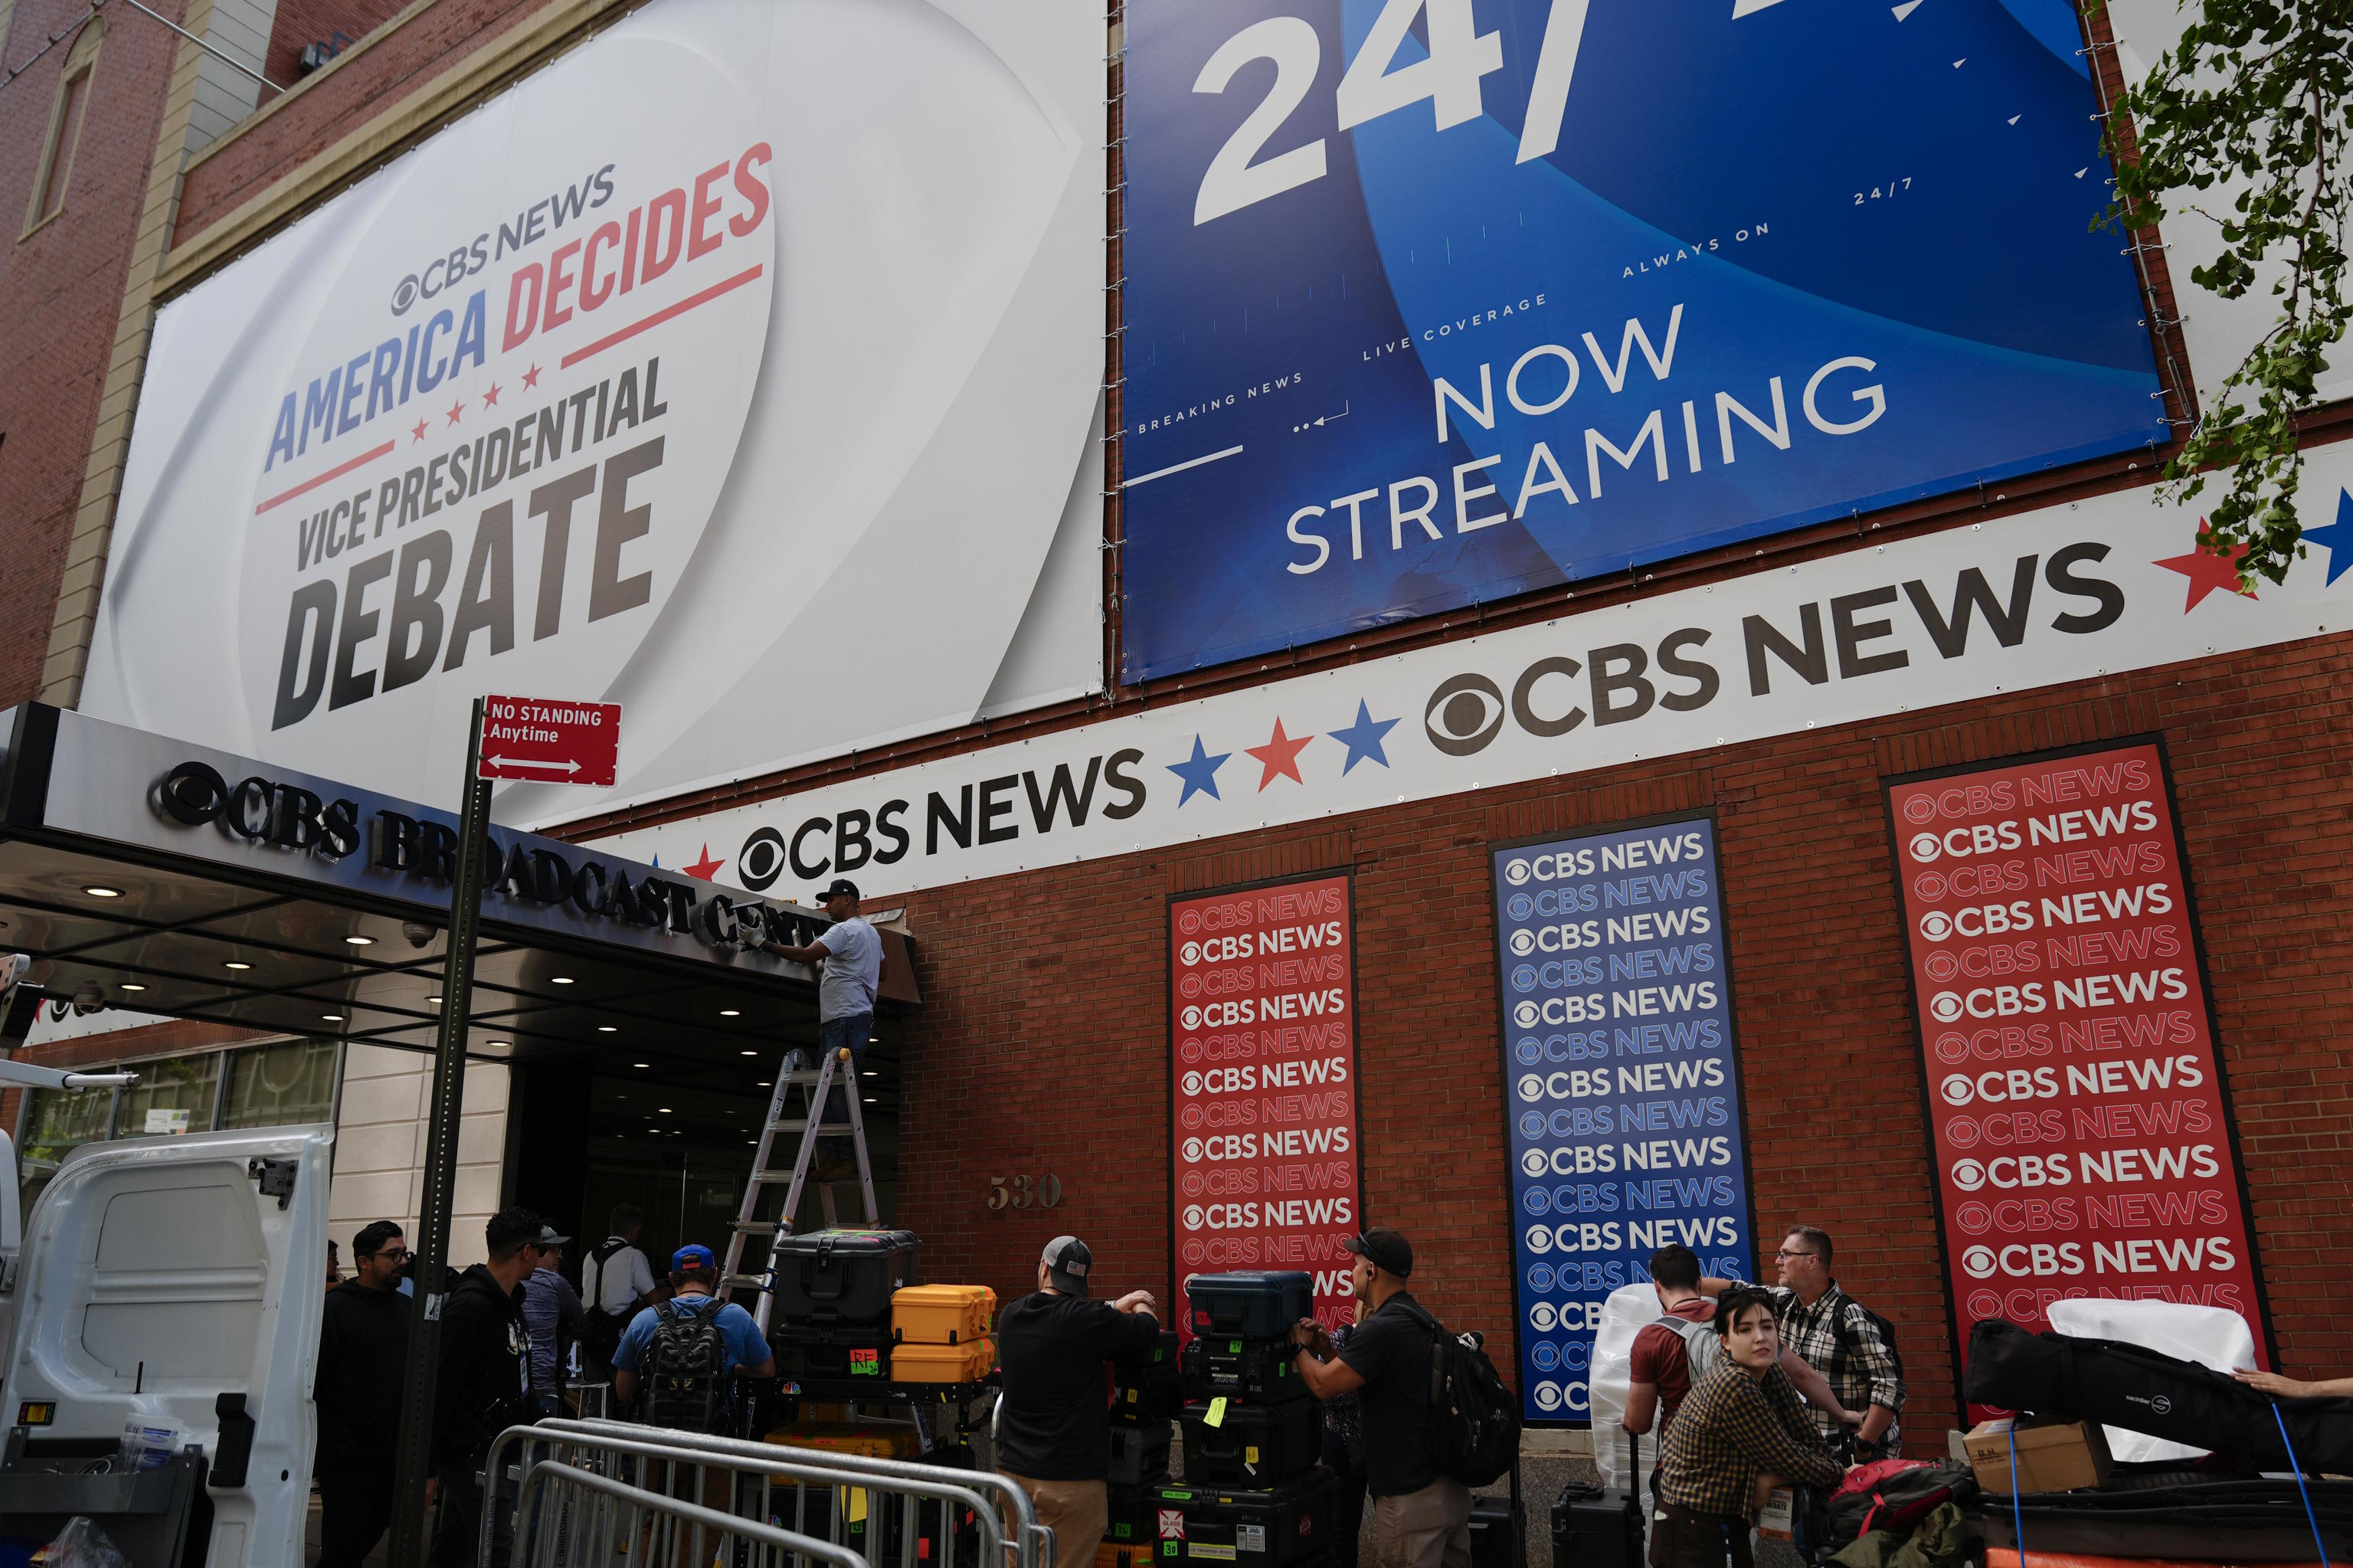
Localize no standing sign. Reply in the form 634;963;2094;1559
477;694;622;787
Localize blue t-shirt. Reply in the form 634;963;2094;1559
613;1293;773;1377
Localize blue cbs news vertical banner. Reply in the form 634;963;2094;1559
1119;0;2169;683
1491;815;1757;1423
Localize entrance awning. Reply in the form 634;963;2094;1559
0;704;917;1069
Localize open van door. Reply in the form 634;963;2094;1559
0;1124;331;1566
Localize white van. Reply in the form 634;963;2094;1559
0;1122;329;1566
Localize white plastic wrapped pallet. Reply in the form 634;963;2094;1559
2044;1298;2257;1463
1586;1283;1665;1491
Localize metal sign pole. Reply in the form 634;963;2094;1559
388;697;496;1567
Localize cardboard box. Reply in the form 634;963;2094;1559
1963;1417;2114;1494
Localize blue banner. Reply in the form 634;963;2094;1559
1121;0;2168;683
1490;816;1756;1423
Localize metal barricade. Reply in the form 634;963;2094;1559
481;1416;1053;1568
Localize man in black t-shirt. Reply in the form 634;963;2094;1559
997;1235;1163;1563
1289;1229;1471;1568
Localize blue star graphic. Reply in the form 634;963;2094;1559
2301;487;2353;586
1167;735;1230;806
1327;699;1401;774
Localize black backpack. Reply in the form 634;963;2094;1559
1836;1298;1906;1390
579;1238;632;1366
643;1299;732;1431
1395;1302;1520;1488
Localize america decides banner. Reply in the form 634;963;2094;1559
1887;745;2270;1393
1118;0;2169;682
83;0;1105;821
1170;875;1363;1340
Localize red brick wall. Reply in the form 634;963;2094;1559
0;0;185;708
173;0;566;247
888;629;2353;1452
263;0;412;93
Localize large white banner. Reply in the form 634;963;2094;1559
597;443;2353;898
83;0;1104;822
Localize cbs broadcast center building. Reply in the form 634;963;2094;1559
0;0;2348;1452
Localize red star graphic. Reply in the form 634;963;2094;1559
2155;533;2258;612
444;397;466;426
682;843;725;882
1245;719;1314;790
482;382;502;408
522;363;542;390
409;418;428;444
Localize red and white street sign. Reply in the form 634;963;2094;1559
478;695;622;787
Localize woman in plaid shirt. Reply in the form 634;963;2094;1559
1651;1287;1851;1568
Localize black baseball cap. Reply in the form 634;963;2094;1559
822;878;860;902
1042;1235;1092;1297
1343;1228;1413;1278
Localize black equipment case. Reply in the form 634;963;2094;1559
1180;1397;1322;1486
1114;1331;1185;1426
1150;1468;1337;1568
1182;1335;1311;1404
1184;1272;1314;1340
1111;1422;1175;1487
1108;1481;1162;1547
767;1228;920;1327
1469;1494;1521;1568
1975;1472;2353;1560
771;1323;893;1381
1551;1433;1644;1568
1965;1318;2353;1474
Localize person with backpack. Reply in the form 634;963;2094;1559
1288;1228;1481;1568
1625;1245;1858;1443
610;1243;776;1430
581;1203;663;1383
429;1206;549;1567
1750;1226;1906;1459
1652;1286;1851;1568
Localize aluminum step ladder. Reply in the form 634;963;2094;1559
716;1044;879;1333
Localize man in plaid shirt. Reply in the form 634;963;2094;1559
1654;1286;1848;1568
1759;1225;1904;1458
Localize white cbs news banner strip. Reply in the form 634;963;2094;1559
600;441;2353;899
83;0;1104;820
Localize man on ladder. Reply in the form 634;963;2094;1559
764;877;882;1175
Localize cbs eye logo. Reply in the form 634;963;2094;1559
738;828;787;891
1425;674;1504;756
1919;911;1953;942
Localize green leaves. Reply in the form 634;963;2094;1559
2090;0;2350;587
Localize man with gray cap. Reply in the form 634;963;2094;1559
996;1236;1163;1560
765;877;884;1167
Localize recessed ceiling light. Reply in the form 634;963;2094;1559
863;1097;878;1104
343;935;375;947
719;1009;741;1017
551;976;575;985
427;995;443;1004
659;1107;673;1113
597;1025;617;1033
862;1071;876;1078
224;961;252;971
119;983;147;992
740;1049;757;1057
322;1013;344;1023
633;1062;650;1069
84;886;121;899
489;1040;509;1048
756;1081;771;1088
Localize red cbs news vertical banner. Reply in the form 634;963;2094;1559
1888;742;2269;1394
1169;873;1363;1345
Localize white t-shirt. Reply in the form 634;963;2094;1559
587;1240;656;1315
816;916;883;1021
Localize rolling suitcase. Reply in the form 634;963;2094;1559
1182;1335;1311;1404
774;1323;892;1380
1180;1397;1322;1486
1468;1494;1520;1568
1108;1481;1161;1547
1551;1432;1644;1568
1184;1272;1314;1339
770;1228;920;1327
